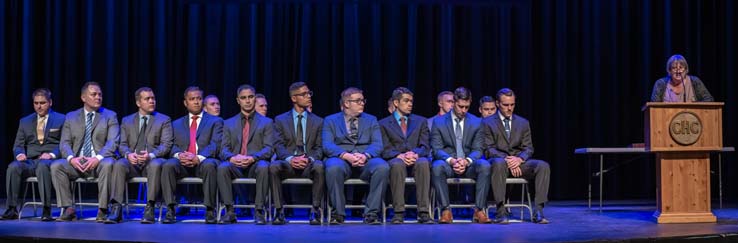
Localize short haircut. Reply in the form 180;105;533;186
81;81;101;95
340;87;363;105
495;88;515;101
437;91;453;102
183;86;203;99
289;82;308;96
391;87;414;102
32;88;52;101
236;84;256;96
453;87;472;102
134;87;154;101
666;54;689;74
255;93;266;100
479;95;494;104
204;94;219;103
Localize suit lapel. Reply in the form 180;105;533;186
304;113;314;146
444;114;455;142
388;117;405;139
248;116;258;142
91;110;102;134
288;112;297;144
182;115;191;145
337;115;349;140
405;115;418;138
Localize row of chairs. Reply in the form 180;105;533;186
18;176;532;223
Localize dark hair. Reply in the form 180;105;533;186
237;84;256;96
183;86;203;99
437;91;453;102
479;95;494;104
495;88;515;101
32;88;52;101
453;87;472;102
289;82;308;96
340;87;363;105
391;87;413;102
135;87;154;101
81;81;101;95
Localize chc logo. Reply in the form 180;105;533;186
669;112;702;146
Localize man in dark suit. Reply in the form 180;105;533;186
269;82;324;225
431;87;492;224
51;82;120;222
161;86;223;224
482;88;550;224
108;87;173;224
323;87;389;225
217;84;273;225
3;88;64;221
427;91;454;130
379;87;432;224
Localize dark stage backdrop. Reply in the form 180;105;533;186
1;0;736;201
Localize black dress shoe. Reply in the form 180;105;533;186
1;207;19;220
41;207;54;221
57;207;77;221
162;206;176;224
96;208;109;223
220;210;237;224
533;210;549;224
272;210;287;225
493;215;509;225
104;204;123;224
417;212;434;224
329;214;344;225
391;212;404;224
308;208;321;225
254;209;267;225
205;208;217;224
141;205;155;224
364;213;382;225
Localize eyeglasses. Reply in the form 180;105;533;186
293;91;314;97
347;99;367;104
669;65;686;72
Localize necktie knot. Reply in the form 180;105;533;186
191;115;199;120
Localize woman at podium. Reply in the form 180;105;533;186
650;54;714;102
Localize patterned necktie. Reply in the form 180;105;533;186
400;116;407;136
188;115;199;154
454;118;464;158
83;112;94;157
349;117;358;141
240;115;250;155
135;116;148;152
503;117;511;139
295;114;305;154
37;116;47;144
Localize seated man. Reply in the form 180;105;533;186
483;88;550;224
4;88;64;221
323;87;389;225
379;87;433;224
430;87;491;224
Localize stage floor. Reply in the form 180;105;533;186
1;200;738;243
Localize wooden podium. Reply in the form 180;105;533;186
644;102;723;223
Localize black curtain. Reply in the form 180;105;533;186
1;0;736;201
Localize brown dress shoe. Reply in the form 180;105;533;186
438;209;453;224
473;208;492;224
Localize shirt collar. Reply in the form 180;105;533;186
393;111;407;122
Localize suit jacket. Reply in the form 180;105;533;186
273;110;323;161
379;114;429;159
118;112;173;158
220;112;274;161
13;111;65;159
481;112;534;161
430;112;483;161
60;107;120;159
171;112;223;159
322;112;383;158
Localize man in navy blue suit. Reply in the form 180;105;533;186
323;87;389;225
217;84;274;225
160;86;223;224
3;88;65;221
379;87;433;224
430;87;492;224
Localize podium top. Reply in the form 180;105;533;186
642;102;724;111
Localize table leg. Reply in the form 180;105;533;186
599;154;603;212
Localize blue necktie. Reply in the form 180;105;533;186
454;118;465;158
503;118;511;140
83;112;94;157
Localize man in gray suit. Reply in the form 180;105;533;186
108;87;173;224
430;87;491;224
482;88;550;224
51;82;120;222
323;87;389;225
427;91;454;130
270;82;324;225
161;86;223;224
379;87;433;224
217;84;273;225
3;88;65;221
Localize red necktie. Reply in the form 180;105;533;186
188;115;199;154
400;117;408;135
240;116;250;155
